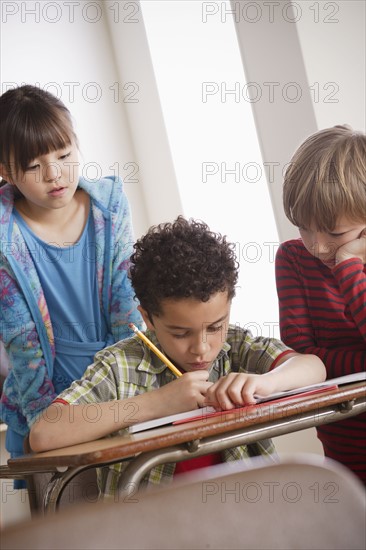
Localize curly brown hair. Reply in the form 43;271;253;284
129;216;238;316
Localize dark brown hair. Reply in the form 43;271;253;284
129;216;239;316
0;85;77;180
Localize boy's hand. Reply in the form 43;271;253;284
336;229;366;265
157;371;213;415
205;372;278;410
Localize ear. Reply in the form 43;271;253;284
137;306;155;331
0;164;8;180
0;163;13;184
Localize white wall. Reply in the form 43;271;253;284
1;0;149;237
231;0;366;241
1;0;364;284
297;0;365;132
139;1;281;335
103;2;184;227
2;1;364;249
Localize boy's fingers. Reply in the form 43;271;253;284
207;378;237;410
199;382;214;397
225;377;248;406
182;370;210;381
240;383;258;405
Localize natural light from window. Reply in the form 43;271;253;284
141;0;280;337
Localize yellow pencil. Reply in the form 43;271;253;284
129;323;182;378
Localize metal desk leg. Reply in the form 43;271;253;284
116;398;366;496
43;466;93;514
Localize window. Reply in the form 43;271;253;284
141;1;280;337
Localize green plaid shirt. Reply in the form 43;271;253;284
57;325;291;497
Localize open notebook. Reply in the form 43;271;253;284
128;371;366;434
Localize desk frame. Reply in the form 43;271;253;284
2;382;365;514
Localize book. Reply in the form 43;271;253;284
128;406;217;433
128;371;365;434
250;370;365;403
173;385;339;426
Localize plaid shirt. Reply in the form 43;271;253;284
57;325;291;497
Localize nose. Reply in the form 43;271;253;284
44;162;61;183
309;232;334;254
189;334;209;358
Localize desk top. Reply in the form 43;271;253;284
8;382;366;471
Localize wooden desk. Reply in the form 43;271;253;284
2;381;366;513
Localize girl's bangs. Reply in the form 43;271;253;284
11;112;73;174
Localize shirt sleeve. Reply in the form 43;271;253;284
275;242;366;375
227;326;292;374
332;258;366;341
109;177;144;342
0;257;56;433
56;352;119;405
54;338;158;406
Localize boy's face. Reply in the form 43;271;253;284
299;216;366;268
139;291;231;373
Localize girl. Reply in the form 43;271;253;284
0;85;143;465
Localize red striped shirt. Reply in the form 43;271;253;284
275;239;366;484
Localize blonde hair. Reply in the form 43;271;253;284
283;125;366;232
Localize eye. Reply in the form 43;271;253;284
329;232;346;238
59;152;71;160
172;333;188;339
25;163;40;171
206;325;222;334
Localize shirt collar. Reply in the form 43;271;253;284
135;330;175;378
135;331;232;377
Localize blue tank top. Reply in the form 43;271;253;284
13;208;110;393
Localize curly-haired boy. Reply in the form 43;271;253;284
30;217;325;497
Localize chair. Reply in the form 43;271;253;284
2;453;365;549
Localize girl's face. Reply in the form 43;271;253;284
7;142;80;210
299;216;366;268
